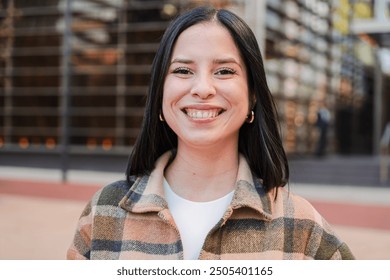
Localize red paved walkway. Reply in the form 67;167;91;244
311;200;390;231
0;179;100;201
1;178;390;231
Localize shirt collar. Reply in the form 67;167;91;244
119;151;273;221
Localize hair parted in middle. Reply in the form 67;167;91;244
126;5;289;192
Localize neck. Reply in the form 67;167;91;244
165;142;239;202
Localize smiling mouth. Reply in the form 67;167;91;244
183;108;224;119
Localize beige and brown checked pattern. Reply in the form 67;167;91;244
67;152;354;260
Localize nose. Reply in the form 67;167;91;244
190;73;216;99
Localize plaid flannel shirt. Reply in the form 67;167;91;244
67;152;354;260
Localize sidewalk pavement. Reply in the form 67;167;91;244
0;166;390;260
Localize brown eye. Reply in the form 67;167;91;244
172;67;192;75
215;68;236;75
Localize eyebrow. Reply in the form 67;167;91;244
213;58;240;65
170;58;193;65
214;57;244;71
170;57;243;68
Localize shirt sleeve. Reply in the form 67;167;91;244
66;201;93;260
330;242;355;260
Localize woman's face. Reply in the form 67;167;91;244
162;21;250;150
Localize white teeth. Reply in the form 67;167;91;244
185;109;221;119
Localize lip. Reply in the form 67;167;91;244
181;105;225;121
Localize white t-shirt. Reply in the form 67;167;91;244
163;178;234;260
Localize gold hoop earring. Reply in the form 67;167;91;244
159;112;165;122
246;110;254;124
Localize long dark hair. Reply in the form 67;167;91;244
126;6;289;192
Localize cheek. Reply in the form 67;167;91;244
161;79;174;113
162;77;180;102
161;87;181;130
162;91;175;115
162;78;188;111
161;95;172;121
225;85;250;110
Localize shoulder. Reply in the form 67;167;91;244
274;187;334;237
275;188;354;259
276;187;320;218
90;179;134;207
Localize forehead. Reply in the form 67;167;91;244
171;21;242;59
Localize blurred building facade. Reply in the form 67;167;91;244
1;0;389;161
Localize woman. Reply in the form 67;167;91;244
67;6;354;260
